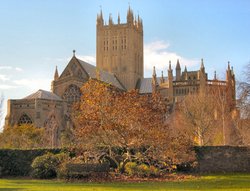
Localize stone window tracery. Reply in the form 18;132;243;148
44;114;59;148
62;84;81;103
18;113;33;125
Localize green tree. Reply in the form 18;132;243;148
0;124;46;149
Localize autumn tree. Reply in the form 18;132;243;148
239;63;250;118
0;94;3;125
178;93;217;146
0;124;46;149
209;83;242;145
72;79;193;170
238;63;250;145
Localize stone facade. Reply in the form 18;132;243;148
96;7;143;90
151;59;236;109
5;54;125;147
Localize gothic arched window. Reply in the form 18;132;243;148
18;113;33;125
44;114;59;148
62;84;81;103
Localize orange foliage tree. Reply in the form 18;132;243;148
72;79;193;169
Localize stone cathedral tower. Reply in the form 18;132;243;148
96;7;143;90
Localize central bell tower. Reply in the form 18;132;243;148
96;7;143;90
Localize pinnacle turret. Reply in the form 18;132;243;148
201;58;205;69
176;59;181;70
127;5;134;24
97;8;104;26
153;66;156;77
176;59;181;81
54;66;59;81
118;13;120;24
109;14;113;25
168;60;172;71
200;58;205;74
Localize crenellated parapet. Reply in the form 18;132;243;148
96;6;143;33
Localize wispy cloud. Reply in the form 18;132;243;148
144;40;198;76
0;66;12;70
0;66;23;72
15;67;23;72
0;84;17;90
0;74;10;81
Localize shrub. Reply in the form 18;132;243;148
124;162;137;176
31;152;68;179
124;162;159;177
0;149;62;177
56;160;69;179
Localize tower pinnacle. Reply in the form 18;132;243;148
54;66;59;81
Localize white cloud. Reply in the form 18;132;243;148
0;66;12;70
0;84;17;90
0;66;23;72
15;67;23;72
144;40;198;76
0;74;10;81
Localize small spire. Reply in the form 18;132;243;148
201;58;204;69
152;66;157;91
176;59;181;70
184;65;187;72
73;50;76;57
127;4;134;23
228;61;230;70
97;6;103;25
231;66;234;75
160;71;164;84
109;13;113;25
118;13;120;24
54;66;59;80
153;66;156;77
214;70;217;80
99;6;103;18
169;60;172;70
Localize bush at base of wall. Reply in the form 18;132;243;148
0;149;62;176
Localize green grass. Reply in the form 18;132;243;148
0;174;249;191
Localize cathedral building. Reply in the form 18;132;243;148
4;7;236;146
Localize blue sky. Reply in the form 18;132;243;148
0;0;250;128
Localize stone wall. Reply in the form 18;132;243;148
195;146;250;173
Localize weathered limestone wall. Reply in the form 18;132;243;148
195;146;250;172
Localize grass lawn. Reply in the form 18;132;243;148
0;173;249;191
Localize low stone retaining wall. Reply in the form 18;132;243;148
194;146;250;173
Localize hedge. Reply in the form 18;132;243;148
0;149;62;176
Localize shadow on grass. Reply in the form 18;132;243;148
0;189;24;191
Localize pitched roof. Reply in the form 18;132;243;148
23;89;62;101
76;58;125;90
139;77;169;94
